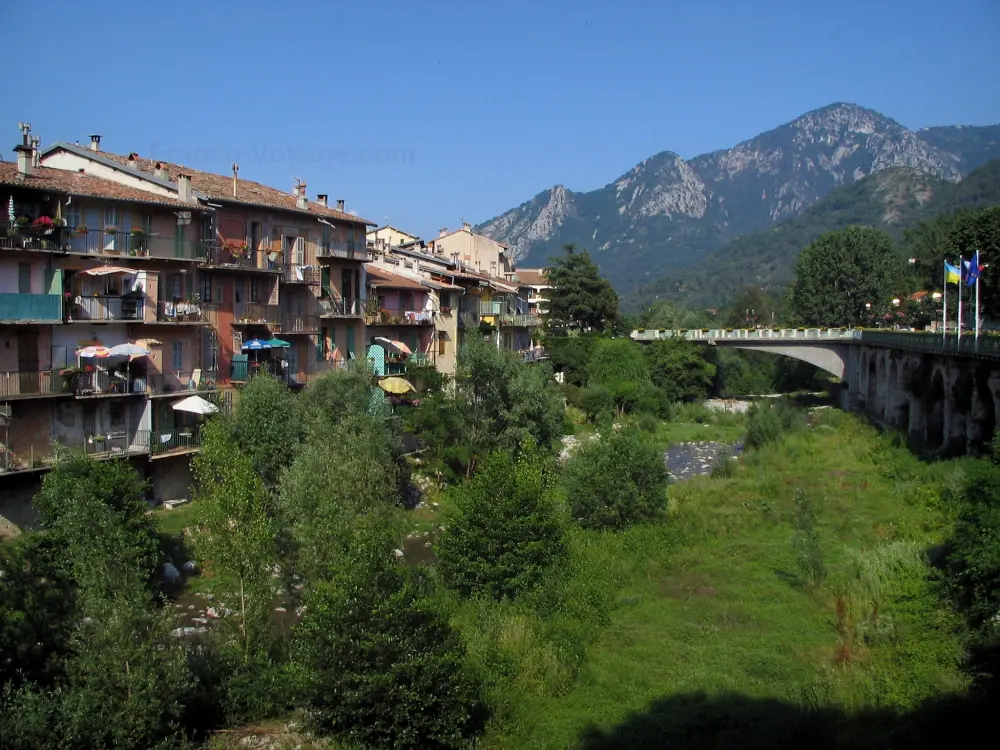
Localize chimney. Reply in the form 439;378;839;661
296;193;308;210
336;199;345;211
88;134;101;152
232;163;239;198
178;173;192;203
30;137;40;167
439;227;448;237
14;145;32;177
462;221;471;231
153;162;167;180
127;152;139;169
316;194;328;207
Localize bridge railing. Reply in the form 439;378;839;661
859;330;1000;359
631;328;857;342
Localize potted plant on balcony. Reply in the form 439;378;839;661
75;224;89;236
59;366;84;392
13;216;28;229
104;225;118;235
129;228;148;255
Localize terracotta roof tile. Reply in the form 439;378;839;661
51;145;374;226
365;265;430;291
0;163;202;210
515;269;548;286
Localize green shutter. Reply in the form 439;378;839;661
315;332;324;362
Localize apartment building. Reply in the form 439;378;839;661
514;268;550;316
37;136;375;387
0;141;215;504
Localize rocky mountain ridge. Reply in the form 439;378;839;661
476;103;999;291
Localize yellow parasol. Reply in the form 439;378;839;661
377;376;416;395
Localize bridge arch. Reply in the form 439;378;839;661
926;370;946;452
722;344;850;379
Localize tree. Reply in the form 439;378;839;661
643;338;716;403
194;419;278;659
295;553;487;749
412;335;565;477
543;332;601;387
438;441;568;600
563;427;669;530
586;338;651;416
278;413;406;583
790;227;904;327
544;244;620;332
231;372;306;488
33;453;158;604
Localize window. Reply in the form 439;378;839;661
250;278;260;303
294;236;305;266
438;337;446;355
142;215;153;236
104;206;120;228
251;222;262;253
167;273;183;301
202;275;213;303
172;340;183;370
321;226;331;254
66;203;81;229
216;280;225;303
18;263;31;294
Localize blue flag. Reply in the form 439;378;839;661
965;252;982;287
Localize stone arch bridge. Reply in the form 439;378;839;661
631;327;1000;456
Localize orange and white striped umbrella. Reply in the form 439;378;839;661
76;345;112;358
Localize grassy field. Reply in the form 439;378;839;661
450;410;974;749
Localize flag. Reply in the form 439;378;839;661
965;252;983;287
945;261;962;285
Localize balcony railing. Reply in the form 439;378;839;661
319;297;365;317
1;222;65;253
520;348;549;363
366;307;436;326
499;313;541;327
0;370;70;399
284;266;321;284
68;294;145;322
156;301;210;323
317;240;370;261
479;300;504;316
83;429;152;459
408;352;432;367
72;370;148;396
62;229;208;261
281;313;320;333
0;293;63;322
150;426;202;456
204;245;282;272
147;370;219;395
233;302;280;324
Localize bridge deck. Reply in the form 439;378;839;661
631;328;1000;361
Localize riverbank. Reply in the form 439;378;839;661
458;410;973;749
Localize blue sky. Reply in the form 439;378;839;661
3;0;998;238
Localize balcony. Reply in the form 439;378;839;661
281;314;320;334
319;297;365;318
234;302;281;325
520;348;549;363
365;307;436;326
60;229;208;261
83;429;153;459
499;313;541;327
147;370;219;395
479;300;504;316
68;295;145;322
283;266;321;285
150;426;202;457
0;370;71;399
156;301;211;324
1;221;65;253
458;311;479;329
71;370;148;397
316;240;370;261
0;293;63;322
203;244;282;272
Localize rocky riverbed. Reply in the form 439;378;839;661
665;441;743;481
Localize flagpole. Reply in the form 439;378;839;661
975;272;981;343
958;255;964;341
942;261;948;346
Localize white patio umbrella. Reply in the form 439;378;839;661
171;395;218;415
107;343;151;359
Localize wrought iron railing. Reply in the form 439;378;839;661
149;426;202;455
316;240;370;260
0;370;70;399
156;301;209;323
147;370;219;394
281;314;321;333
283;266;321;284
73;370;148;396
204;244;282;271
366;307;436;325
319;297;365;317
68;295;145;322
233;302;281;324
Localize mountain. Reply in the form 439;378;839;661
628;158;1000;310
916;124;1000;174
476;103;997;293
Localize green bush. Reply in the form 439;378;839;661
295;558;487;749
579;385;615;423
709;445;738;478
791;489;826;587
563;428;669;530
634;413;660;434
438;442;568;600
745;403;783;450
